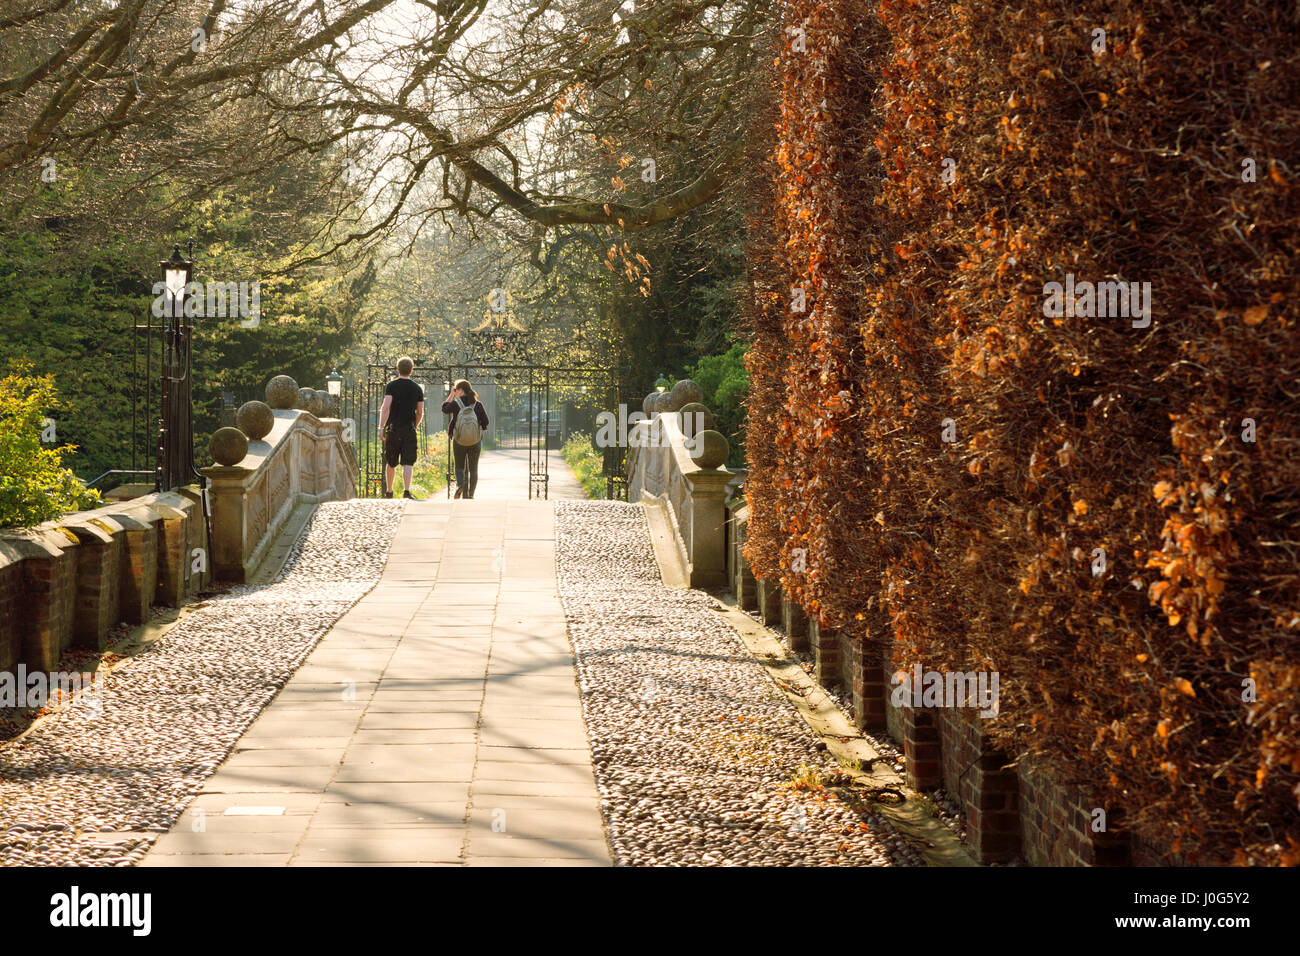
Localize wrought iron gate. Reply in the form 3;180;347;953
353;360;628;500
547;365;631;501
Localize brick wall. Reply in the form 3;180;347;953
72;531;122;651
118;515;158;626
179;494;207;600
731;514;757;612
881;638;906;745
727;511;1154;865
1;498;173;671
810;619;840;688
0;557;19;673
1018;756;1130;866
756;577;782;627
781;597;808;652
839;634;888;732
156;514;184;606
156;494;209;606
837;630;853;694
20;538;78;673
938;707;1021;863
900;704;943;791
938;705;983;806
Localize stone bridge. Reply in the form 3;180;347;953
0;382;971;868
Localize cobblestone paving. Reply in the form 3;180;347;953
0;501;402;867
555;500;922;866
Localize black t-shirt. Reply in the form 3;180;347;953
385;377;424;429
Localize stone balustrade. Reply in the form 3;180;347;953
202;408;357;583
627;409;732;589
0;381;358;679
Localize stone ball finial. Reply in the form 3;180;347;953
688;429;729;469
295;387;319;416
677;402;716;435
313;389;333;418
651;392;674;414
265;374;299;409
668;379;704;412
209;426;249;466
236;400;274;441
643;391;660;416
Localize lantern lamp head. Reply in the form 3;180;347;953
160;243;192;304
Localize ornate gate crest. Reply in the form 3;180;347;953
466;313;531;363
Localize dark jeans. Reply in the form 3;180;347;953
453;440;481;497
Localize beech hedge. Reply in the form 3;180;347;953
742;0;1299;864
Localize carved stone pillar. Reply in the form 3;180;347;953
202;465;252;582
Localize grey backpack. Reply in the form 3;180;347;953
453;398;482;446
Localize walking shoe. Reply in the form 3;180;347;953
454;486;463;499
403;491;415;500
384;491;393;498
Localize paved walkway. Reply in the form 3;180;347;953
448;447;587;501
145;463;610;865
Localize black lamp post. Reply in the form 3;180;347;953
157;242;194;491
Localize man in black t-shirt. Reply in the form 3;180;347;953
378;356;425;498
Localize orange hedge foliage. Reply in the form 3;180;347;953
743;0;1300;864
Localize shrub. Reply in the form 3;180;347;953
409;439;450;498
0;362;100;528
561;435;606;500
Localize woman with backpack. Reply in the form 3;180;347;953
443;379;489;499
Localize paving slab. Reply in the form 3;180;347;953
181;792;324;815
321;781;472;805
308;801;468;829
469;813;609;844
151;830;306;856
141;853;295;867
199;764;339;793
465;856;607;867
292;836;465;864
220;748;348;768
464;836;611;862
